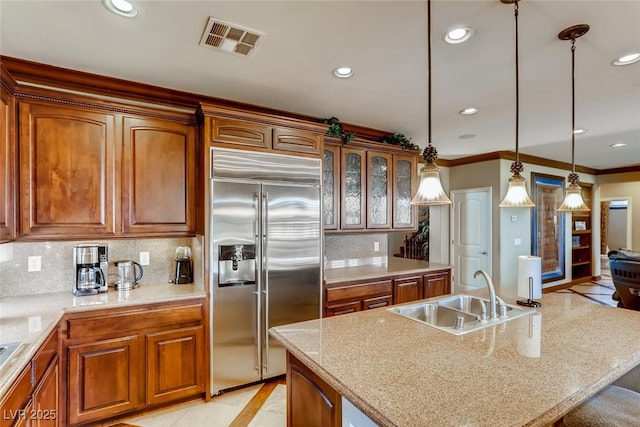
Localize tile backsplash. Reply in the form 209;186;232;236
325;233;389;268
0;237;203;297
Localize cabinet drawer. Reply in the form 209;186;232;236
273;127;321;155
325;300;362;317
326;280;393;303
33;329;59;387
363;295;393;310
66;304;203;340
211;117;271;149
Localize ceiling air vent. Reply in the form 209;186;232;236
199;17;264;56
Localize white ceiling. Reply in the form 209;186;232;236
1;0;639;170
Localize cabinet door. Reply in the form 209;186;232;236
67;336;141;425
273;127;321;156
210;117;271;149
322;144;340;230
146;326;205;405
19;103;116;237
423;270;451;298
367;151;392;229
0;364;32;427
0;90;15;242
341;147;366;229
122;117;195;235
287;352;341;427
393;154;417;229
32;356;59;427
394;276;423;304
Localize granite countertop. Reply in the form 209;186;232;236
271;292;640;427
0;283;205;398
324;258;451;285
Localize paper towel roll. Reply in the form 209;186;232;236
517;255;542;299
517;312;542;358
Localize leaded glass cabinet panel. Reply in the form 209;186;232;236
367;152;392;228
393;154;417;229
341;147;366;229
322;144;340;230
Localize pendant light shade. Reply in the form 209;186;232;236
410;0;451;206
557;24;591;213
499;0;535;208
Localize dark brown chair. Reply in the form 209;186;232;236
609;250;640;311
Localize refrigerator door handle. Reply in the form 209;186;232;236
254;192;262;373
262;192;269;372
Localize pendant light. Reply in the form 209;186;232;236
499;0;535;208
557;24;591;212
410;0;451;206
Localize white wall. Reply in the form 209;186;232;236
598;177;640;251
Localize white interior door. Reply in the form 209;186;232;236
451;188;492;291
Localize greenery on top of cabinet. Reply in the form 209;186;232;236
322;117;356;144
379;132;421;152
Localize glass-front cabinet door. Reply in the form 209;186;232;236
393;154;418;229
341;147;366;229
367;152;392;229
322;144;340;230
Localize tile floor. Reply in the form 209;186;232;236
117;277;619;427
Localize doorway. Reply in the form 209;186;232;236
600;197;632;275
451;187;492;291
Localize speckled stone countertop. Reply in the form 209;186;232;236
0;284;205;398
271;292;640;427
324;258;451;285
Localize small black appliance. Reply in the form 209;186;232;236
174;246;193;284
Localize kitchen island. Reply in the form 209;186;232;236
270;291;640;426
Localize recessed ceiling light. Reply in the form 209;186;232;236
573;128;588;135
459;134;476;140
333;67;354;79
610;143;627;148
612;52;640;66
103;0;139;18
445;27;473;44
459;107;478;115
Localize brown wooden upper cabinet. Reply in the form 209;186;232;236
208;116;322;157
322;143;340;230
19;102;117;238
17;101;197;239
0;88;15;242
367;151;392;229
340;146;366;229
122;117;195;235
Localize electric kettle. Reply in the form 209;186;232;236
114;260;143;290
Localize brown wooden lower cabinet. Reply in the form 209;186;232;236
287;352;341;427
62;300;205;426
146;326;204;405
0;329;59;427
67;336;142;425
325;269;451;316
423;270;451;298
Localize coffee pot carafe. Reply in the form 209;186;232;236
114;260;143;290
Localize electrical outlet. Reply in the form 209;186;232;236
374;241;380;252
514;238;522;246
28;256;41;272
139;252;150;266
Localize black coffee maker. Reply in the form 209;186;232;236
173;246;193;284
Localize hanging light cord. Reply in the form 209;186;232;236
568;38;580;184
422;0;438;164
510;0;524;175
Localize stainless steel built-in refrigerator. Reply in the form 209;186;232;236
210;148;322;394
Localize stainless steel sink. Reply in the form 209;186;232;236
387;294;534;335
0;342;22;369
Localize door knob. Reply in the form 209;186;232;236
479;251;488;255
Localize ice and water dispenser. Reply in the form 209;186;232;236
218;244;256;286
